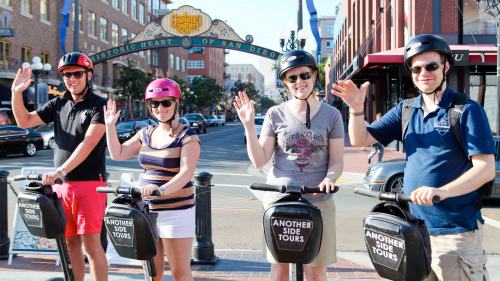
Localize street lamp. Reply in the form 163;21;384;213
21;56;52;109
476;0;500;136
278;21;307;52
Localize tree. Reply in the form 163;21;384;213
230;80;259;101
170;75;189;114
259;96;277;113
113;59;152;101
189;76;224;112
317;56;329;88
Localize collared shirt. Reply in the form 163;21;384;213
367;88;496;235
36;90;107;181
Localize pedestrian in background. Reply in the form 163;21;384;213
104;78;200;281
11;52;108;281
367;113;384;164
235;49;344;281
332;34;495;281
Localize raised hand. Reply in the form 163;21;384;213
233;91;255;127
103;99;121;127
331;80;370;112
11;67;33;94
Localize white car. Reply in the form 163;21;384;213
33;123;55;149
216;115;226;126
244;116;265;143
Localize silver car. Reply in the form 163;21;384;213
364;136;500;199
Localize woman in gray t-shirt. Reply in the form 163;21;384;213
234;50;344;281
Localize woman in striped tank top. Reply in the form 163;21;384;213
104;78;200;281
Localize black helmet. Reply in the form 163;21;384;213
57;52;93;72
278;50;318;79
404;34;453;68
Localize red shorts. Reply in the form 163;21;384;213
53;180;107;237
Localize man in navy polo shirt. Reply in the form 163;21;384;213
332;34;495;280
11;52;108;281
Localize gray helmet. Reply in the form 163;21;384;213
277;50;318;79
404;34;453;68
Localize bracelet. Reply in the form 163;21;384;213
349;110;364;116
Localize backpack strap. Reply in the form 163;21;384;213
448;92;468;151
401;97;418;141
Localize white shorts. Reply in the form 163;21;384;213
153;207;195;239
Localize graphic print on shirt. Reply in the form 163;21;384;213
80;110;90;124
284;131;325;172
433;118;450;136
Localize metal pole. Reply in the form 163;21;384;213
497;13;500;136
191;172;218;264
74;0;80;52
297;0;303;32
0;170;10;260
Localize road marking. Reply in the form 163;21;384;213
484;216;500;229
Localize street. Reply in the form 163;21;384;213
2;122;500;255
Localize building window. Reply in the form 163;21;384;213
40;52;50;64
21;0;32;16
0;40;11;66
72;3;83;31
121;28;128;44
21;47;32;63
112;0;119;9
139;3;144;24
0;0;10;7
131;0;137;20
100;17;108;42
188;75;201;84
325;24;334;35
181;59;185;72
149;49;158;66
122;0;128;14
326;40;334;48
176;56;180;71
88;11;96;37
40;0;50;22
112;23;119;46
187;60;205;69
169;54;174;69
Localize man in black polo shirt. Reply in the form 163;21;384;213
11;52;108;281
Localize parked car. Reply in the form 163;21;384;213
33;123;55;149
115;125;134;143
206;115;220;127
364;136;500;200
183;113;208;134
0;125;44;157
217;115;226;126
244;116;265;143
178;117;189;128
0;108;13;125
116;120;151;136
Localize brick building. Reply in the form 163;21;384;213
187;46;225;87
328;0;498;135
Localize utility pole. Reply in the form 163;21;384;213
74;0;79;51
297;0;303;32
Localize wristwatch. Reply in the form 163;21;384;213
55;167;67;177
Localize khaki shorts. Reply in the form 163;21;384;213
429;222;489;281
262;195;337;267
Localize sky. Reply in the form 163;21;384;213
168;0;341;67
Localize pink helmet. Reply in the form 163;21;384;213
144;78;182;100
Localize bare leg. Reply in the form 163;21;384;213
163;237;194;281
82;233;108;281
66;236;85;281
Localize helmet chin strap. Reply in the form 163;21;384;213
293;91;314;129
414;67;446;100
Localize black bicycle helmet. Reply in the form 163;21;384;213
278;49;318;79
404;34;454;68
57;52;93;72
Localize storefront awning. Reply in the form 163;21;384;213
362;44;496;69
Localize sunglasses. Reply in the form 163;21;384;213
285;71;312;83
408;62;441;74
62;71;86;79
148;100;175;108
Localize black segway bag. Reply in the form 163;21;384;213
263;195;323;264
363;202;431;281
17;182;65;239
104;198;158;260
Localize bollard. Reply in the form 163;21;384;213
191;171;218;264
0;170;10;260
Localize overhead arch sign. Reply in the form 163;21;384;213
91;5;282;64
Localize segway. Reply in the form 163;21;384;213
96;186;160;281
354;188;440;281
13;174;73;281
250;183;339;281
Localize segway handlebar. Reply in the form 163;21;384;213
12;174;64;185
96;186;161;197
354;188;441;204
250;183;339;194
